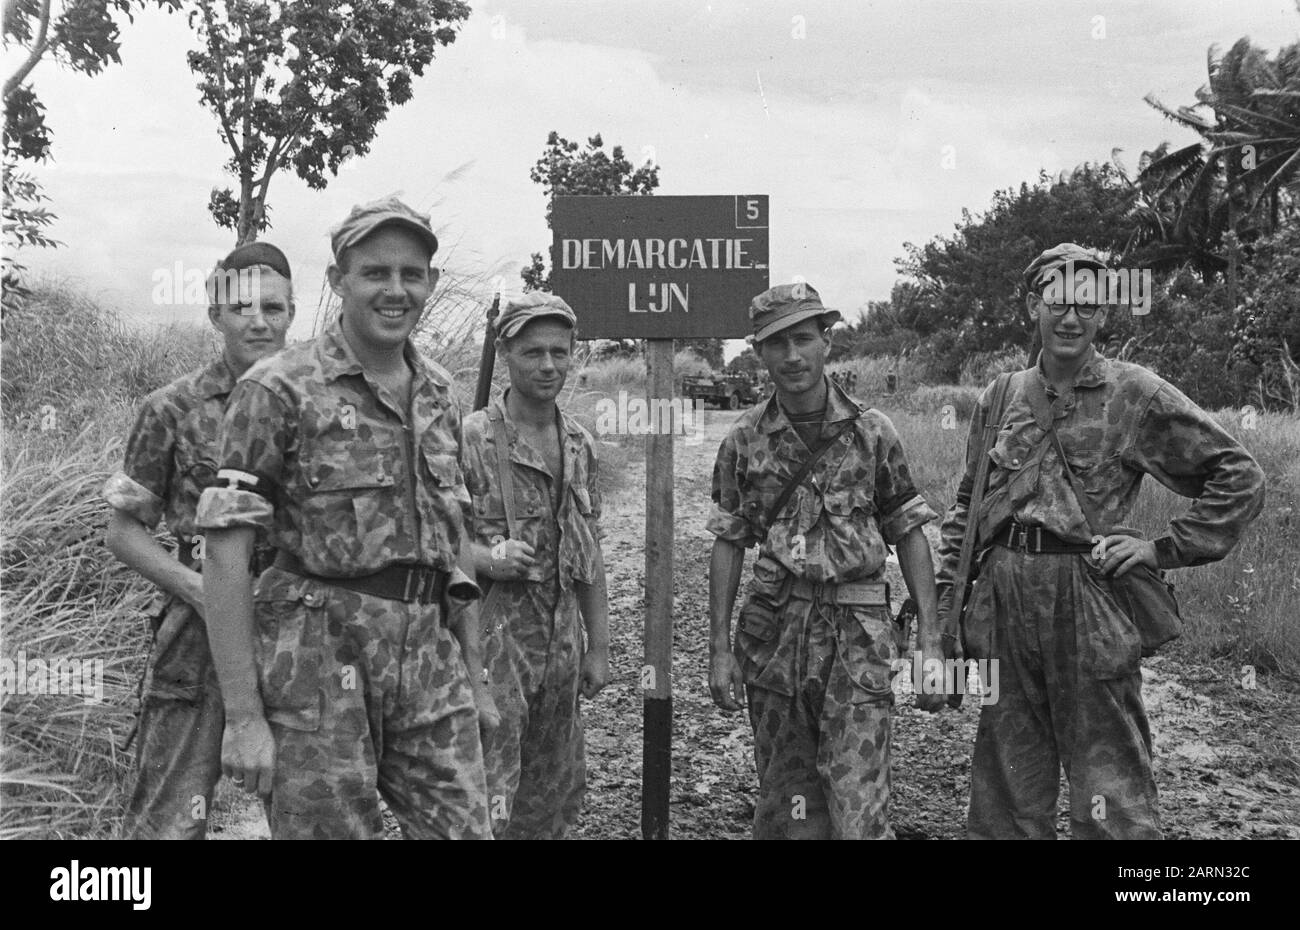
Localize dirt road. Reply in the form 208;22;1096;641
211;407;1299;839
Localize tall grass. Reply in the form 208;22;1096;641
2;280;215;839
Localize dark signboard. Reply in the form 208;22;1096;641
549;195;769;339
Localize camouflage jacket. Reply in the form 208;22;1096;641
103;355;247;550
196;324;474;579
937;348;1267;587
461;395;603;593
707;376;937;583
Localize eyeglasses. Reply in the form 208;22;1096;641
1041;301;1104;321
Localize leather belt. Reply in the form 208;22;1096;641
790;578;890;607
273;551;448;606
993;520;1094;554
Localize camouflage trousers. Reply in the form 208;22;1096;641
480;581;585;839
122;597;224;840
254;566;492;840
737;582;897;840
962;545;1162;839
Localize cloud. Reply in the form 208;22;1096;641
17;0;1298;339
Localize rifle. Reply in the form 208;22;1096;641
473;293;501;411
940;372;1012;708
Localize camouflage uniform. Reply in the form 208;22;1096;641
103;356;272;840
939;348;1266;839
461;396;603;838
196;324;491;840
708;377;937;839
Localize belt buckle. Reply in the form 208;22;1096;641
401;567;418;602
1012;523;1027;552
1030;525;1043;552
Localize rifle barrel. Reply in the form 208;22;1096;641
473;294;501;411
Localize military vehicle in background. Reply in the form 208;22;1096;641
682;371;768;409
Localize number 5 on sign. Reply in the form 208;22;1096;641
736;196;768;228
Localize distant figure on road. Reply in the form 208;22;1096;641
706;282;947;840
103;241;293;839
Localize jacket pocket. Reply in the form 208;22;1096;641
836;606;896;704
254;572;327;731
300;441;396;567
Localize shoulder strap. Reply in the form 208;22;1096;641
1046;423;1105;536
480;413;519;628
944;372;1012;615
955;372;1013;561
761;409;863;538
490;413;519;539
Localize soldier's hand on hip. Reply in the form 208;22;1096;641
709;652;745;712
1097;535;1157;577
222;715;275;796
488;539;536;581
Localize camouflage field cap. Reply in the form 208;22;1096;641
1023;242;1109;294
749;282;841;343
496;293;578;340
330;195;439;262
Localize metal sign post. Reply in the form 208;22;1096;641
550;195;769;839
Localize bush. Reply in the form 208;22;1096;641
2;277;215;431
959;347;1029;387
901;384;981;421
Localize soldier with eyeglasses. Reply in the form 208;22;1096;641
936;243;1266;839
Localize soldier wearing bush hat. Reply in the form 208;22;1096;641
197;196;494;839
459;290;610;838
937;241;1267;839
706;280;946;839
103;240;294;839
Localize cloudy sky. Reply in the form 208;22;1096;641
17;0;1299;342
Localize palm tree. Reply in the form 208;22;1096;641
1127;38;1300;280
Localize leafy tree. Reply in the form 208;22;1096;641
1231;223;1300;409
891;164;1137;379
185;0;469;244
725;347;761;377
3;0;178;298
1132;37;1300;280
517;131;731;362
521;131;659;292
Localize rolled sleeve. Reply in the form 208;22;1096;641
445;565;482;603
200;380;292;535
197;486;274;531
705;504;757;545
102;471;164;527
109;393;176;528
878;493;939;545
871;411;936;544
709;432;757;545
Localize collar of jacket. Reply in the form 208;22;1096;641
198;353;240;400
758;374;862;434
487;389;586;440
1028;345;1109;427
1032;345;1108;392
317;321;448;388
